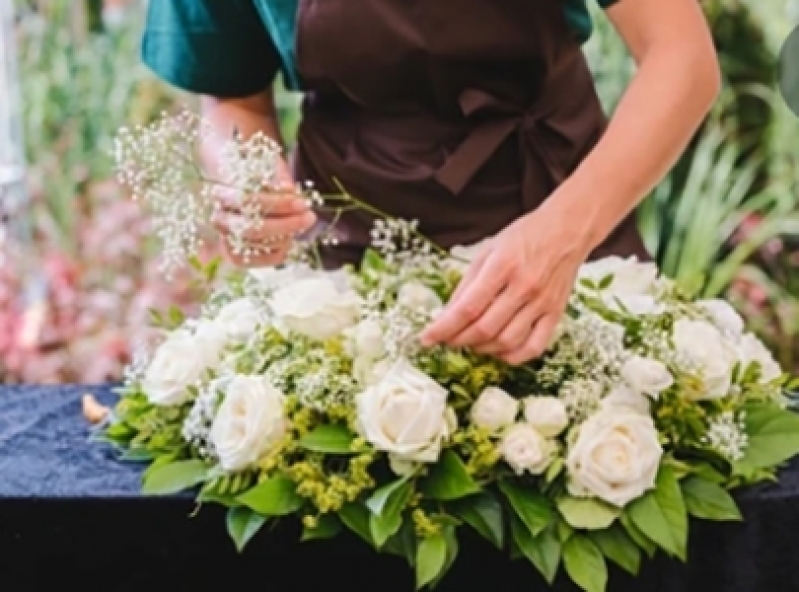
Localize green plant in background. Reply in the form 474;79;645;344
16;0;176;254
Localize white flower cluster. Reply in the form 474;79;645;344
128;244;785;511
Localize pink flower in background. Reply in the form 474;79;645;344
0;182;213;384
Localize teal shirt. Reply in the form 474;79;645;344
143;0;616;95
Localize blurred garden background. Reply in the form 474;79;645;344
0;0;797;384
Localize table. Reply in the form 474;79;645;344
1;385;798;592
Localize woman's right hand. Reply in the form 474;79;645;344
212;186;317;268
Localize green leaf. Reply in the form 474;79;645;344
237;475;303;516
416;533;448;590
383;520;418;566
589;525;641;575
619;512;657;558
370;481;414;547
298;424;356;454
120;448;155;462
450;493;505;549
653;465;688;561
499;480;554;537
301;514;342;541
226;506;267;552
681;477;742;521
510;517;561;584
734;404;799;472
420;450;481;501
627;490;683;560
339;502;375;547
557;497;620;530
367;477;411;516
563;535;608;592
430;526;460;589
141;459;208;495
545;458;564;484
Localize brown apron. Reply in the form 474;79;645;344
292;0;649;268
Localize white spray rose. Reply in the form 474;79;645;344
215;298;264;343
600;384;651;415
698;299;745;336
345;319;386;360
397;282;443;314
143;330;207;406
523;397;569;437
270;277;362;341
605;293;666;316
209;375;287;472
143;322;225;406
500;424;556;476
567;408;662;507
194;320;229;366
578;256;659;296
736;332;782;383
356;359;456;464
621;356;673;398
673;320;737;400
470;387;519;433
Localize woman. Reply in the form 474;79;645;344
142;0;719;365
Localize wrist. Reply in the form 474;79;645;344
535;185;604;257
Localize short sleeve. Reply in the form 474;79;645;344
142;0;282;97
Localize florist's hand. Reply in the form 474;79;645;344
420;210;591;365
211;162;316;267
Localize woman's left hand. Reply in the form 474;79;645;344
419;208;592;365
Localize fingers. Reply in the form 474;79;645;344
447;248;488;307
220;237;293;268
502;312;562;366
448;287;526;347
212;210;316;242
216;190;310;217
472;302;540;356
420;254;507;346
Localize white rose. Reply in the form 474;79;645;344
523;397;569;437
352;356;393;386
143;324;223;406
356;358;456;463
698;299;745;336
621;356;673;398
736;332;782;383
567;408;662;507
500;424;556;476
673;320;737;400
397;282;443;313
578;256;659;296
209;375;287;472
600;384;651;415
270;277;362;341
470;387;519;433
215;298;264;343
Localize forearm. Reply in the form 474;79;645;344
199;88;287;178
542;32;721;253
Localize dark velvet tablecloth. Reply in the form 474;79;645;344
1;385;798;592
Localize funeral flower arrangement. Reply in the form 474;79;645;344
101;113;799;592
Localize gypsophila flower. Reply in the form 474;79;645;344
182;380;224;457
702;411;749;462
559;378;604;422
